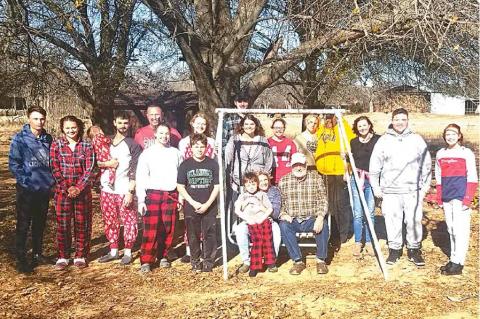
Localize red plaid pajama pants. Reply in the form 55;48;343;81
100;191;138;249
54;189;92;259
140;190;178;264
248;219;276;270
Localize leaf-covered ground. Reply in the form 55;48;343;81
0;116;478;319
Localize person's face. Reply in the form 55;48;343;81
325;116;337;129
272;121;285;138
392;113;408;134
114;118;130;134
444;129;461;147
258;174;270;191
191;116;207;134
356;119;371;137
242;119;256;136
305;117;318;133
28;111;46;132
191;140;207;159
292;163;307;179
234;100;249;109
147;106;163;128
244;179;258;194
155;126;170;146
63;120;79;140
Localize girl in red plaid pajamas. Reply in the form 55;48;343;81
50;115;95;270
234;172;276;277
87;125;115;188
136;123;183;273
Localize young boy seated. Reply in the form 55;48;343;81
234;172;276;277
177;133;220;273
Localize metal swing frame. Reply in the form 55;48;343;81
215;108;388;281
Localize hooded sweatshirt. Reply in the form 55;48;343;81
9;124;55;191
369;127;431;195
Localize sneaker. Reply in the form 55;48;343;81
16;260;33;274
31;254;50;268
441;263;463;276
55;259;69;271
440;261;453;272
180;255;191;263
159;258;171;268
237;263;250;274
316;260;328;274
352;243;362;257
386;249;402;265
192;263;202;273
202;263;213;273
98;252;120;263
407;249;425;266
249;269;258;277
120;254;132;265
364;243;375;257
73;258;88;269
267;264;278;273
289;261;306;275
139;263;151;274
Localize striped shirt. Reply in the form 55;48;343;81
279;171;328;219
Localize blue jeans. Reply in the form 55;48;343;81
279;217;329;261
350;175;375;243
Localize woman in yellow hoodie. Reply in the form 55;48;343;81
315;114;356;247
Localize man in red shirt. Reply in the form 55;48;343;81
134;104;182;148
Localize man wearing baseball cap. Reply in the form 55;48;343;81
278;152;329;275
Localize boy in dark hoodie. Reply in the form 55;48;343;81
9;106;55;273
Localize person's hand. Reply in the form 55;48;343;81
109;159;119;169
195;203;210;214
138;203;147;216
280;214;293;223
122;193;133;208
313;218;324;234
67;186;80;198
372;188;383;199
189;199;202;211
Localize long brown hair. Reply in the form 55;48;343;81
235;114;264;136
60;115;85;139
442;123;463;144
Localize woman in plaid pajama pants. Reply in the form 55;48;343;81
50;116;95;270
136;124;183;273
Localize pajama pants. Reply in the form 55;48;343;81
15;185;50;260
100;191;138;249
184;205;217;267
382;192;423;250
248;219;275;270
54;189;92;259
443;199;471;265
140;190;178;264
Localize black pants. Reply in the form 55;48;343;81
326;175;352;244
15;185;50;260
185;205;217;267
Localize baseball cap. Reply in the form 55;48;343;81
290;152;307;166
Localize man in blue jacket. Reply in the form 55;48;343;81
9;106;55;273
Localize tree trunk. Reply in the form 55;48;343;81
92;100;115;134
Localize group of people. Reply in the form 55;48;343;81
9;92;477;278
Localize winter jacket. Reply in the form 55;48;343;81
9;124;55;191
369;127;431;195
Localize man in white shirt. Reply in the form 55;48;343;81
136;123;183;273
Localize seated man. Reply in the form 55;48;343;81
279;153;329;275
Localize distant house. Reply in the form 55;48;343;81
430;93;478;115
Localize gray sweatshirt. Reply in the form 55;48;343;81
369;127;431;195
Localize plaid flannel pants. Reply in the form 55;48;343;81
140;190;178;264
54;189;92;259
248;219;276;270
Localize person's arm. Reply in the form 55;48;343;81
135;152;148;211
74;143;96;193
196;185;220;214
278;181;293;222
8;135;29;186
464;148;479;206
268;187;282;220
256;193;273;223
224;135;235;167
313;175;329;233
264;141;274;174
419;138;432;197
368;139;384;198
434;150;443;205
177;184;201;209
49;140;68;191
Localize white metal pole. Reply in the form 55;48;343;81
336;114;389;280
215;111;229;281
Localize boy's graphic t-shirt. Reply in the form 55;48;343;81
177;157;219;212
